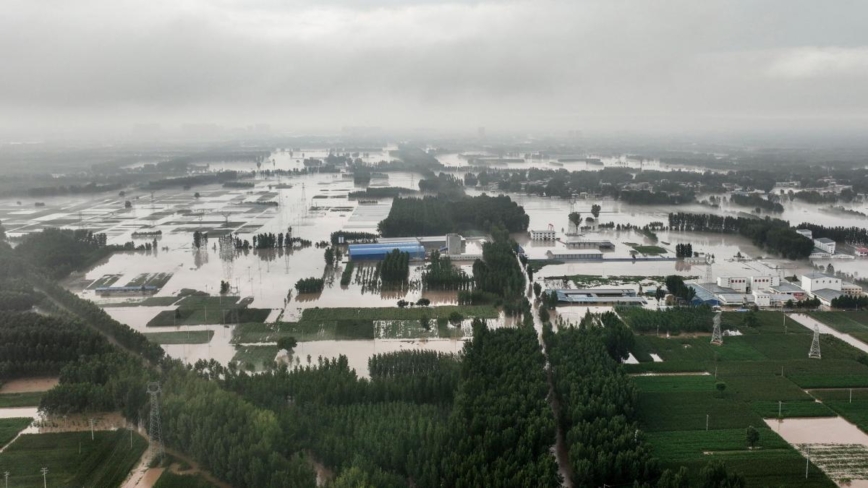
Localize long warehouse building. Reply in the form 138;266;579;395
348;242;426;260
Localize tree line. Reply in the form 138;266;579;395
378;195;529;237
668;213;814;260
422;250;472;290
797;223;868;246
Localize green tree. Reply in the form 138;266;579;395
746;425;759;448
533;282;542;298
277;336;298;353
699;460;746;488
715;381;727;397
657;467;690;488
568;212;581;230
742;311;759;328
591;204;601;218
539;306;550;324
448;311;464;327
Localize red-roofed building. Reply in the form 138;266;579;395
856;247;868;257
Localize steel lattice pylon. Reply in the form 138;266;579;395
147;382;164;461
710;311;723;345
809;325;822;359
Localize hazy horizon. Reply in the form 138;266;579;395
2;0;868;140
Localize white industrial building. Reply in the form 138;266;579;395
717;277;749;293
749;275;780;291
530;229;557;240
814;237;836;254
545;250;603;261
796;229;813;239
800;272;841;294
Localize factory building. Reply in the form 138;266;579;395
749;275;780;291
564;239;615;250
800;272;841;294
545;250;604;261
348;242;426;260
717;277;749;293
552;288;645;306
530;229;557;240
814;237;836;254
842;282;864;297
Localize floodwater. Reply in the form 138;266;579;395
5;146;868;377
0;377;58;393
766;417;868;487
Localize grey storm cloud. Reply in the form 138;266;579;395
1;0;867;137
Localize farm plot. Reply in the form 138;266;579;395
0;418;32;447
0;430;147;488
0;392;43;408
793;444;868;484
231;346;279;371
144;330;214;345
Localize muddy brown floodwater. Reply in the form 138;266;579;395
0;377;58;393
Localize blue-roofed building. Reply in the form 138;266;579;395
348;242;426;260
688;283;721;306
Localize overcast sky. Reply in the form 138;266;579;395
2;0;867;138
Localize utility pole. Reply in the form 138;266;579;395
41;467;48;488
89;418;95;440
805;445;810;479
706;414;709;431
4;471;9;488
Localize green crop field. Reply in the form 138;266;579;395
147;307;270;327
0;430;147;488
144;330;214;344
232;346;279;370
632;375;717;393
637;391;764;432
0;418;32;447
637;336;766;363
0;392;43;408
808;311;868;334
750;400;835;418
632;307;868;486
625;361;708;374
648;428;835;487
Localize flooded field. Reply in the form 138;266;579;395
766;417;868;486
5;146;868;377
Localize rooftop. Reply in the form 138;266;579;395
815;237;835;244
813;288;843;302
803;272;836;280
771;282;804;293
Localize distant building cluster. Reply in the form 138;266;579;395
686;272;863;308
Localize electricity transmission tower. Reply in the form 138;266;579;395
147;382;164;461
710;311;723;345
809;325;822;359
